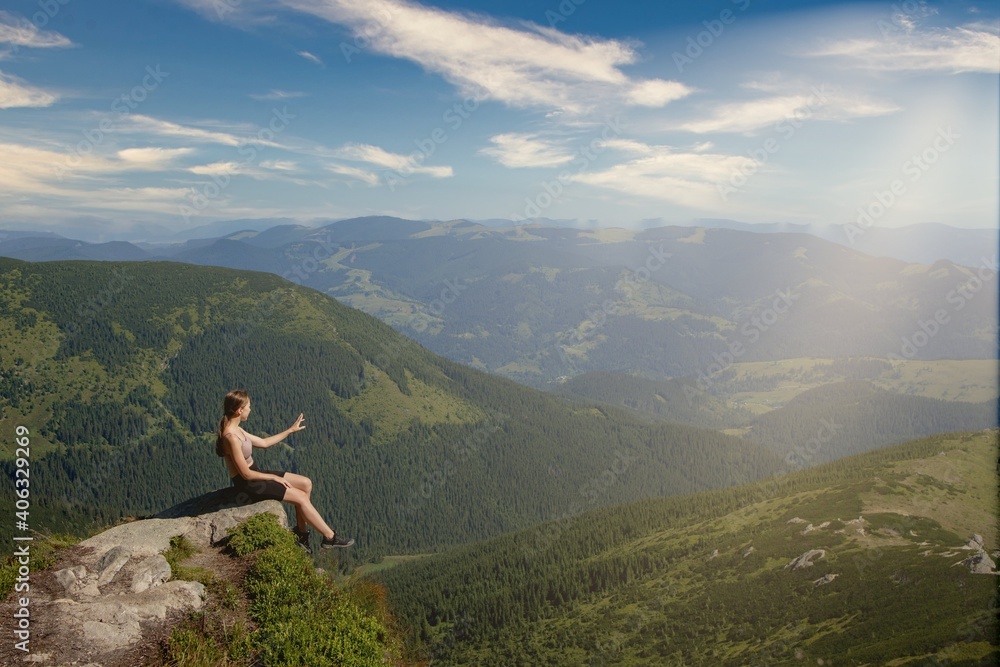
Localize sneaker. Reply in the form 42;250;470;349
293;528;312;554
320;532;354;549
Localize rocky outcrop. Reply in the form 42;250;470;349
784;549;826;571
801;521;830;536
954;534;997;575
813;573;838;587
963;534;985;551
958;551;997;575
10;491;286;666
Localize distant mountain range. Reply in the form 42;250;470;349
1;217;995;391
2;216;993;265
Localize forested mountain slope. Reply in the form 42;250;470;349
373;430;999;665
0;259;781;561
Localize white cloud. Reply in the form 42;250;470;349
0;142;190;215
0;11;73;49
326;163;379;186
121;114;284;148
332;142;453;178
480;133;573;168
0;71;57;108
675;84;899;134
626;79;690;107
599;138;655;155
810;23;1000;73
122;115;244;146
249;89;308;100
298;50;324;66
260;159;298;171
570;141;756;209
117;147;195;167
188;161;243;175
279;0;691;114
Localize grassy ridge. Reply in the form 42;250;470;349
372;430;999;665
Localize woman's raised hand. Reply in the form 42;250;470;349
289;413;306;432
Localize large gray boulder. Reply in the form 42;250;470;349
958;550;997;575
9;492;285;666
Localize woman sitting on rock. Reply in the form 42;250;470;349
216;388;353;552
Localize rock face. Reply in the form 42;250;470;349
955;532;998;576
11;490;286;666
959;551;997;574
785;549;827;571
963;534;985;551
813;573;839;587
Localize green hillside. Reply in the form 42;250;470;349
745;379;997;464
552;371;751;429
0;259;781;561
552;368;996;466
372;430;999;665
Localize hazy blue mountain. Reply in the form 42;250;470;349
686;218;997;266
0;219;994;390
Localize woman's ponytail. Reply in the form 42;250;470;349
215;416;228;456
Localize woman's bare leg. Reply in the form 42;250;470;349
283;473;313;533
282;487;334;539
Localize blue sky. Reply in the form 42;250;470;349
0;0;996;239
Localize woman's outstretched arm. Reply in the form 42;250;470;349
246;413;305;449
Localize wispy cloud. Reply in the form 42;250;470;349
249;89;308;100
331;142;453;178
260;159;299;171
297;50;324;66
326;162;380;186
675;81;899;134
117;146;195;167
480;133;573;168
0;71;57;108
810;22;1000;73
279;0;691;115
0;11;73;49
0;142;190;215
571;140;756;209
121;114;284;148
188;161;243;176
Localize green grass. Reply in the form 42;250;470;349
338;366;485;445
0;532;79;599
160;513;407;667
163;535;216;586
350;553;432;579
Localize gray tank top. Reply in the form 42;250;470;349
228;429;253;476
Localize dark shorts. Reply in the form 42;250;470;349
230;464;288;502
